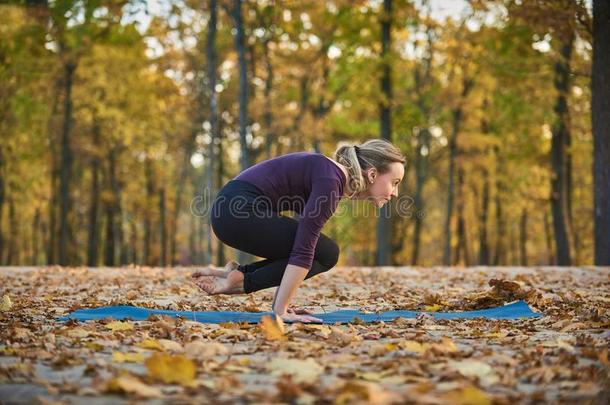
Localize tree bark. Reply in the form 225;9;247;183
6;196;17;265
233;0;254;266
58;60;76;265
550;31;575;265
32;208;41;265
206;0;219;265
233;0;250;170
215;128;226;266
263;39;274;159
143;159;154;265
376;0;393;266
592;0;610;265
443;77;474;265
493;178;505;265
0;147;4;263
159;187;167;267
104;147;123;266
410;24;433;265
86;123;101;267
520;208;528;266
455;168;470;266
543;209;554;264
478;169;490;265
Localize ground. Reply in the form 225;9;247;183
0;265;609;404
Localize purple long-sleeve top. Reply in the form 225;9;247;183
233;152;346;269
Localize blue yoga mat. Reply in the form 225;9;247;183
59;300;540;324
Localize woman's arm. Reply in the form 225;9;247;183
272;263;308;314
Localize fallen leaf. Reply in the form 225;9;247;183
184;341;229;358
106;375;161;398
0;295;12;312
157;339;183;352
334;380;398;405
260;314;285;341
447;359;499;386
105;321;134;332
112;352;145;363
267;357;324;383
67;328;90;338
145;353;196;386
138;339;164;351
442;386;492;405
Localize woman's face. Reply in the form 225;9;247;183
357;162;405;208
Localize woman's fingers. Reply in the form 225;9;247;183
280;313;323;323
286;308;315;315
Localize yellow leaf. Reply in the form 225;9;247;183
145;353;196;386
106;375;161;398
447;360;499;386
442;386;492;405
437;336;459;353
67;328;90;338
259;314;285;340
0;295;12;312
401;340;427;354
113;352;145;363
184;341;229;358
267;357;324;383
106;321;134;331
138;339;164;351
157;339;183;352
424;304;443;312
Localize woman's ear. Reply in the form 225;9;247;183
366;168;377;183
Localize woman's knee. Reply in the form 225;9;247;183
317;236;340;269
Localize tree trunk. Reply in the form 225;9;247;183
104;202;115;266
233;0;250;170
130;220;138;265
455;168;470;266
550;31;575;266
593;0;610;265
233;0;253;266
263;40;274;159
376;0;393;266
104;148;123;266
519;208;528;266
0;147;4;263
215;134;226;266
144;159;154;265
6;196;17;265
32;208;41;265
478;169;490;265
543;209;554;264
493;179;505;265
159;187;167;267
443;77;473;265
206;0;219;265
58;60;76;266
87;124;101;267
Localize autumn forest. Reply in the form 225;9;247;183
1;0;608;269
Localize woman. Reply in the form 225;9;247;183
192;139;405;323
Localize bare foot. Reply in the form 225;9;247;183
191;260;240;279
195;270;245;295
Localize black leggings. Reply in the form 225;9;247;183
210;180;340;293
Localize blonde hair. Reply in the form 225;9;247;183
334;139;406;198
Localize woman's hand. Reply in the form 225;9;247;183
275;309;322;323
286;307;315;315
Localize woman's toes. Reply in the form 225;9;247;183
225;270;244;293
225;260;240;272
196;276;219;294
